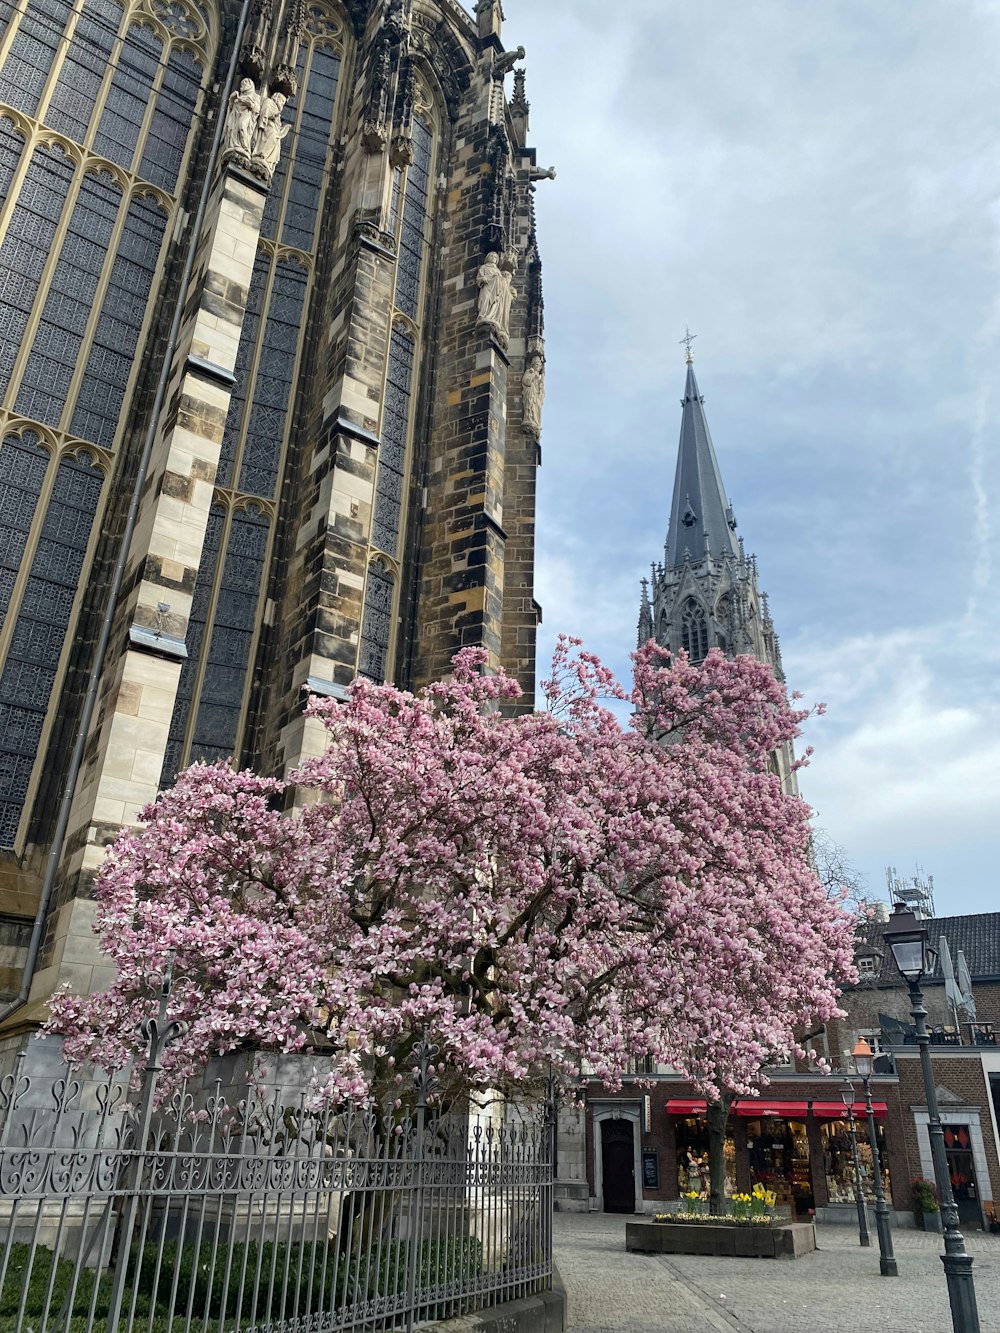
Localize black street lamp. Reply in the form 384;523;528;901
840;1080;870;1247
884;901;980;1331
851;1038;898;1276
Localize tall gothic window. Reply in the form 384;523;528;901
372;325;415;554
681;597;709;662
159;5;344;783
159;502;271;783
364;108;435;680
0;448;104;846
259;7;342;248
359;558;395;683
0;0;212;845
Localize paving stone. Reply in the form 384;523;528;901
554;1210;1000;1333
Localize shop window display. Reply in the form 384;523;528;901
822;1117;889;1204
673;1115;735;1196
745;1117;813;1215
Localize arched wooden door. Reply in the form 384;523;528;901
601;1118;636;1213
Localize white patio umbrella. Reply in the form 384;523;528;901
956;948;977;1020
938;935;963;1027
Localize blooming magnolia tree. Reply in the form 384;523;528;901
48;639;856;1100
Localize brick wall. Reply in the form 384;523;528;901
893;1052;1000;1204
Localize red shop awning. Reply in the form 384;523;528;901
666;1097;889;1120
811;1101;888;1121
733;1100;809;1118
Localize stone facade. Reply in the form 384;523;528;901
0;0;547;1044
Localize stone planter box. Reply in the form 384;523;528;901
625;1220;817;1260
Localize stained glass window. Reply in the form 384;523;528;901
237;260;306;498
15;171;121;426
358;558;394;683
92;22;162;170
0;115;25;237
189;505;269;765
372;325;414;554
260;47;306;241
137;46;202;191
159;503;224;786
394;115;431;320
71;193;167;447
0;0;72;116
46;0;123;141
280;45;340;251
0;452;102;847
0;433;49;634
216;253;268;488
0;144;75;402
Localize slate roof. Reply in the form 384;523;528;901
859;912;1000;984
664;365;742;568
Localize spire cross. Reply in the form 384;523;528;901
679;326;697;364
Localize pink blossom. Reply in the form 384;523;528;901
47;642;855;1101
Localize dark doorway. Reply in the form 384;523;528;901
601;1118;635;1213
944;1124;982;1228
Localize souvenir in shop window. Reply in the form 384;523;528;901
822;1118;890;1204
673;1115;736;1196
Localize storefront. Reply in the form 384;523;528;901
665;1097;890;1217
818;1108;891;1207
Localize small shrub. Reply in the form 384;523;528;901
0;1232;484;1328
912;1177;939;1213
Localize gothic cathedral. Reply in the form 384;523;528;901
0;0;547;1052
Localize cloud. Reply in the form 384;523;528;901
786;627;1000;909
512;0;1000;911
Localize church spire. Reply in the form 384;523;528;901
664;362;741;569
639;347;796;792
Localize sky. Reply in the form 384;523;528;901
511;0;1000;916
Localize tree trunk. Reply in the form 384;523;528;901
707;1092;733;1215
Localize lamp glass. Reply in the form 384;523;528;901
840;1082;855;1108
888;935;925;979
852;1039;874;1078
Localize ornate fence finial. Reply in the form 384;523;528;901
408;1030;439;1107
138;952;188;1073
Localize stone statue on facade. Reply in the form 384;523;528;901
221;78;261;165
521;352;544;437
251;91;290;182
476;251;514;341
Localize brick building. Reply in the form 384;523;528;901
567;913;1000;1231
0;0;548;1067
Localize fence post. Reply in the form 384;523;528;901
404;1034;439;1333
104;962;188;1333
543;1068;556;1279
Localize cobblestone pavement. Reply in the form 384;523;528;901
554;1211;1000;1333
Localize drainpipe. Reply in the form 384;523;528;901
0;0;256;1030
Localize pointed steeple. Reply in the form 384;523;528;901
638;345;797;792
664;363;741;568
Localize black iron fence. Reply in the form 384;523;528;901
0;1008;552;1332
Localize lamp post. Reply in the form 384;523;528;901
884;901;980;1332
852;1038;898;1276
840;1080;870;1247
